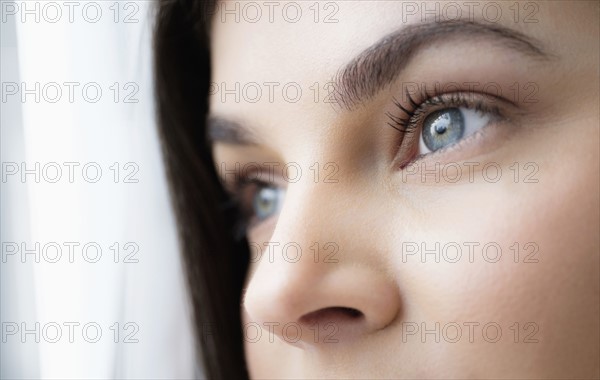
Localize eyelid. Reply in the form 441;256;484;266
388;90;507;130
221;165;287;236
220;164;287;193
387;90;516;169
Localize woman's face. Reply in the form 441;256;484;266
209;1;599;378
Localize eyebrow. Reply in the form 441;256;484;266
333;20;550;110
207;116;258;145
209;20;551;144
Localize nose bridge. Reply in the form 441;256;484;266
272;181;339;263
247;180;344;312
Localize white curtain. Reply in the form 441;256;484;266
1;1;196;378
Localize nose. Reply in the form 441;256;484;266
243;182;402;348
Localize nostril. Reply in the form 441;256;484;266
299;306;364;325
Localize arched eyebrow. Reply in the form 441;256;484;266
208;20;552;145
332;20;551;111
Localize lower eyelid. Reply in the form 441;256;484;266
247;202;282;236
395;118;508;171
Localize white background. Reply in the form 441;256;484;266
1;1;197;378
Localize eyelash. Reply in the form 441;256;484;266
224;88;510;235
385;88;505;162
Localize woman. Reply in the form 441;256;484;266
154;1;599;378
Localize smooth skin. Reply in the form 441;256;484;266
209;1;599;378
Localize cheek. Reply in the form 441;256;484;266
383;129;598;375
390;111;599;314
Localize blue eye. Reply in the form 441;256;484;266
419;107;490;153
252;185;285;222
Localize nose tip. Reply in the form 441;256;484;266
243;263;401;348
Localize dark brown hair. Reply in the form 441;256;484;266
153;1;249;378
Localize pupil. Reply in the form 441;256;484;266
435;124;447;134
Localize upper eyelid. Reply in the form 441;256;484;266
221;166;288;192
386;89;510;130
401;87;518;109
207;116;261;146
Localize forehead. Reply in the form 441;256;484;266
210;1;395;84
209;0;558;83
